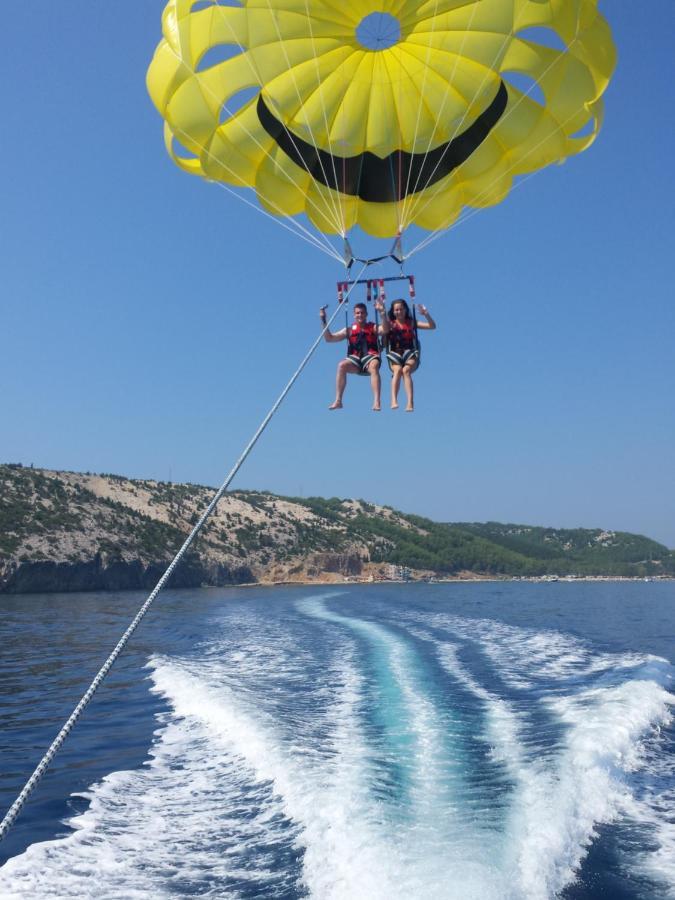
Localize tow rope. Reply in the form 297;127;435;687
0;263;368;843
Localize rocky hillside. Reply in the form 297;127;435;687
1;464;673;593
0;464;418;592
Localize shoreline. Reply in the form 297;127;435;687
255;574;675;587
0;575;675;601
3;466;673;594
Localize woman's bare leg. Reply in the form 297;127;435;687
391;365;402;408
403;360;417;411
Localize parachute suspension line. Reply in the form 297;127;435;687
379;53;404;240
405;19;587;254
407;35;588;260
400;20;478;228
402;0;546;230
334;43;377;260
342;234;405;271
398;0;445;229
262;0;346;236
403;0;487;227
401;0;509;229
210;179;342;263
387;156;402;239
167;118;342;263
374;280;382;344
411;288;420;356
303;0;348;236
397;53;405;238
165;98;343;261
407;80;591;261
339;25;352;242
162;4;345;254
0;261;369;846
202;0;340;259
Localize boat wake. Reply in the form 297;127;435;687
0;593;672;899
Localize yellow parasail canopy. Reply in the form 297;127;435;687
147;0;616;239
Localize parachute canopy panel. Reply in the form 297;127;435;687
147;0;616;238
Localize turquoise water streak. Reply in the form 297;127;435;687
302;597;473;835
0;582;673;898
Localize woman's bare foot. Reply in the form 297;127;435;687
405;405;414;412
391;401;399;409
329;401;343;410
373;404;381;412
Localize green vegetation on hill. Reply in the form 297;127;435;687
1;464;189;562
289;499;675;578
1;466;83;555
454;522;673;576
2;464;674;583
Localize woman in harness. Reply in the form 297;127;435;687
321;300;389;411
387;299;436;411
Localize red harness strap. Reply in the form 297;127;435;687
348;321;379;357
389;319;416;353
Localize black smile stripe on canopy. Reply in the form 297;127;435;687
257;81;508;203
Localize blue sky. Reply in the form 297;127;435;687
2;2;674;546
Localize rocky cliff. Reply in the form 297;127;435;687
0;465;393;593
2;464;673;594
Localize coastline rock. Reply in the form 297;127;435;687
309;552;363;576
0;554;254;594
2;463;673;594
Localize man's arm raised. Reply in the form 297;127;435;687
320;307;346;343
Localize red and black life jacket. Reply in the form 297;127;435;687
348;321;379;358
388;319;417;354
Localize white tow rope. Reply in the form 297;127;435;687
0;267;367;843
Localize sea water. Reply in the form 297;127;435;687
0;582;673;899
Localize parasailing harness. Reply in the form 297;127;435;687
334;273;421;375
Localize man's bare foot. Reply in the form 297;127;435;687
391;401;399;409
405;405;414;412
329;401;343;410
373;404;381;412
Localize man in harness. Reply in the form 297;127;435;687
321;300;389;411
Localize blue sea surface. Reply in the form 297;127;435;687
0;582;673;899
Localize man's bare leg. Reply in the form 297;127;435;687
329;359;358;409
369;359;382;411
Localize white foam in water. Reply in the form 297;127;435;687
420;613;649;690
301;599;468;828
624;727;675;898
410;611;675;898
1;595;673;899
422;632;609;897
568;658;675;899
433;639;530;778
509;677;673;898
0;697;295;898
297;596;514;897
0;649;457;899
142;653;523;899
149;657;406;899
